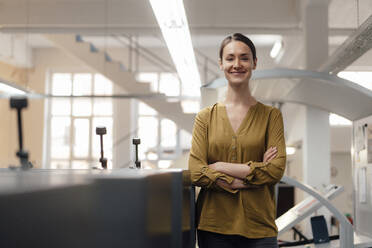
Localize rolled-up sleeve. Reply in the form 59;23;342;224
188;109;237;193
244;109;286;185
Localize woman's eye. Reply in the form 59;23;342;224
241;57;249;61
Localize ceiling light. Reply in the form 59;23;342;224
149;0;201;96
270;40;283;58
250;35;282;46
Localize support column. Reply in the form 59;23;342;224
301;0;331;236
113;86;134;168
303;107;330;188
302;0;330;189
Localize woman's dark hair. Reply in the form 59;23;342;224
219;33;257;61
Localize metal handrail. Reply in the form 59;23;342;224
113;34;176;73
194;47;221;82
281;176;354;248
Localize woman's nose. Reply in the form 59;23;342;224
233;59;241;68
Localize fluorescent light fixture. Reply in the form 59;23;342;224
270;40;283;58
286;147;296;155
0;82;26;95
149;0;201;96
250;35;282;46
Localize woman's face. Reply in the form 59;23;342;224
219;40;257;85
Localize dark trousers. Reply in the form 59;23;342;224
197;230;278;248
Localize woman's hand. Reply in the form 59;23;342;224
263;147;277;163
230;178;248;189
216;178;247;190
209;161;222;171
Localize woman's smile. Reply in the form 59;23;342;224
230;71;246;75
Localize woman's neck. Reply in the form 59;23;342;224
224;81;257;106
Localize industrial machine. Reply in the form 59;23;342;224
0;97;195;248
0;168;195;248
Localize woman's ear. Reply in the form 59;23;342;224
253;58;258;70
219;58;223;70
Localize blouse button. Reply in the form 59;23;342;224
231;145;236;149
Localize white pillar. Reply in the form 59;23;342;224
301;0;331;235
302;0;330;189
113;87;134;169
303;107;330;188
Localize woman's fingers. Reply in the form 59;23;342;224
264;147;277;162
267;149;278;161
265;147;276;157
263;148;272;161
264;147;274;155
266;153;277;162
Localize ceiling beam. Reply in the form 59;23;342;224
319;14;372;74
0;25;355;36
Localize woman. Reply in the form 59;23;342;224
188;33;286;248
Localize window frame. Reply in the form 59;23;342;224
44;69;114;169
135;71;194;168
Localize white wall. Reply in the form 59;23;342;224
330;152;353;215
173;152;189;170
282;103;306;146
331;126;352;153
0;33;33;67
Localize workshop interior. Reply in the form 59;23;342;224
1;0;372;247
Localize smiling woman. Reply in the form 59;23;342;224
189;33;286;248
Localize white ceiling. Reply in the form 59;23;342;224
0;0;371;71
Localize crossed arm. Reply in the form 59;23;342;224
210;147;277;190
188;108;286;193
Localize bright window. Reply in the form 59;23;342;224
159;73;180;96
47;73;113;169
329;113;352;126
161;119;177;147
338;71;372;91
136;73;159;92
136;72;195;168
331;71;372;126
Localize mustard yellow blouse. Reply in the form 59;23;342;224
188;102;286;238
